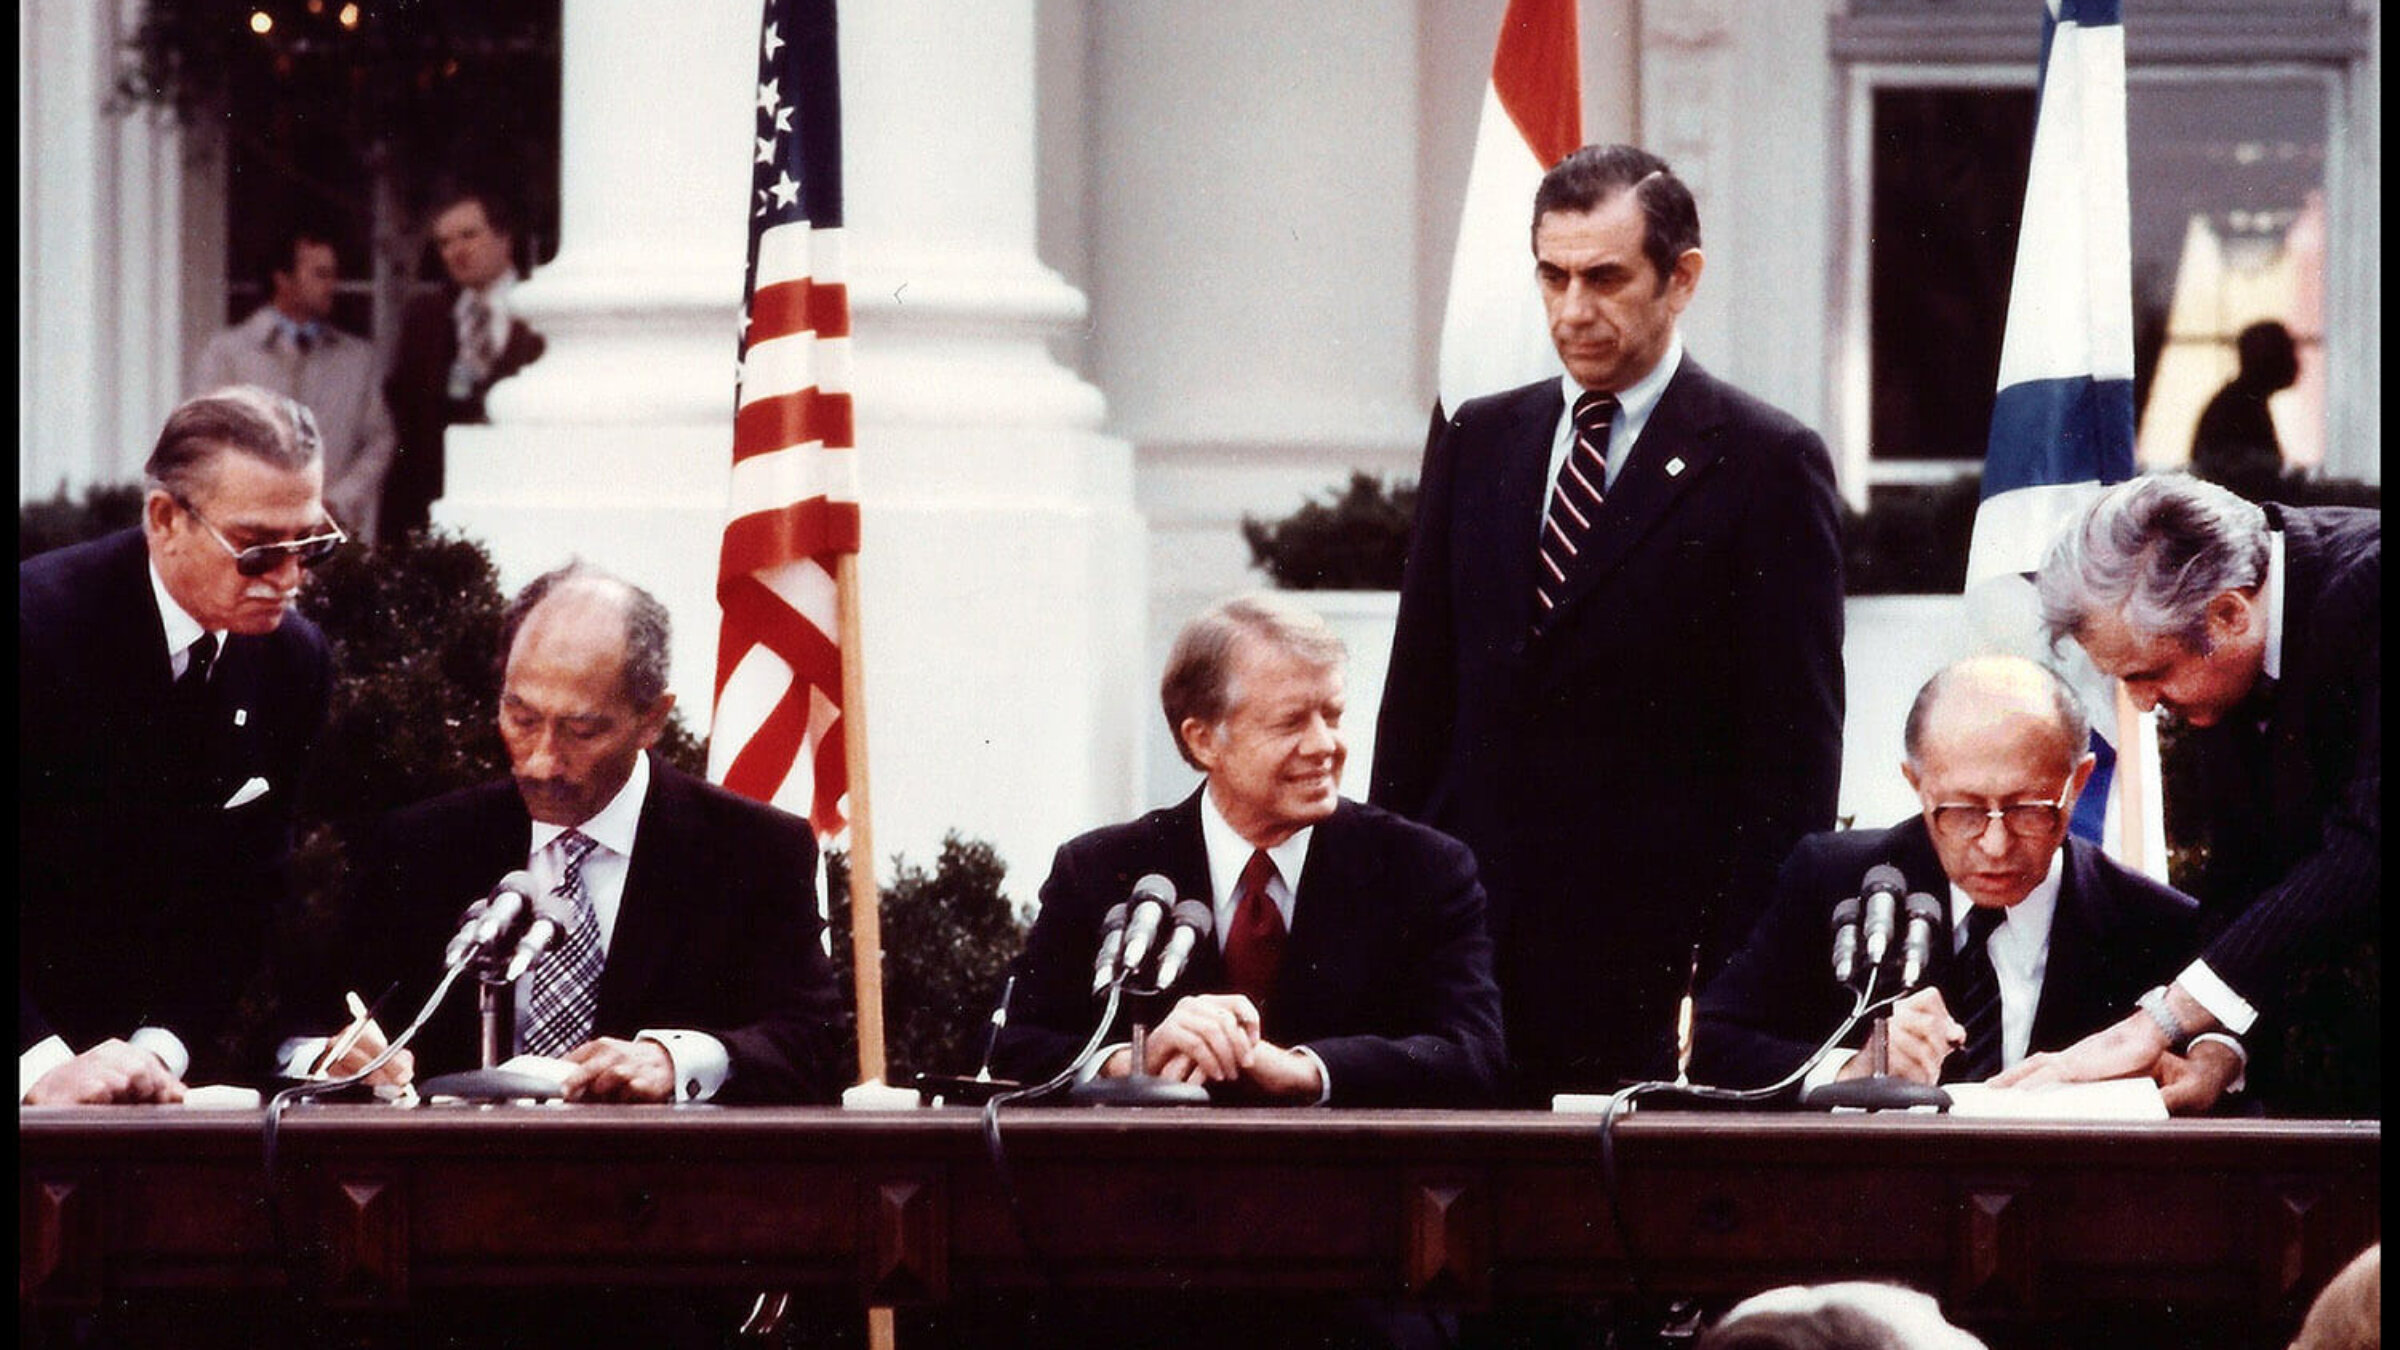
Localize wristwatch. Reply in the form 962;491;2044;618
2136;985;2191;1052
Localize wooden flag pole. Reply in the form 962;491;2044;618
836;551;888;1086
2113;680;2150;877
836;552;897;1350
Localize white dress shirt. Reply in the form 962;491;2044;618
1540;334;1685;529
517;753;731;1102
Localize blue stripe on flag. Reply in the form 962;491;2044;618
1979;376;2136;499
2074;730;2116;841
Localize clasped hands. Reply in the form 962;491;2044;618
1099;993;1322;1102
1839;987;2238;1114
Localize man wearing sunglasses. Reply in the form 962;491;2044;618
19;385;337;1104
1693;656;2242;1112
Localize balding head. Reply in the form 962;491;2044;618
1904;655;2088;780
1900;656;2097;910
497;563;676;827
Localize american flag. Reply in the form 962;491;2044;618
1965;0;2163;874
709;0;859;838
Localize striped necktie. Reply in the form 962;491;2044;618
1535;390;1619;628
1944;905;2007;1083
523;830;604;1057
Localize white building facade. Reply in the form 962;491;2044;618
21;0;2380;886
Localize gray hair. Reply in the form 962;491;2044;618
2036;475;2269;652
1531;143;1701;286
500;561;674;709
145;385;324;501
1902;655;2090;774
1160;592;1346;771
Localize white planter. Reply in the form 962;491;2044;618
1304;589;1401;799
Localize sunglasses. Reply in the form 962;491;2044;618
176;497;349;577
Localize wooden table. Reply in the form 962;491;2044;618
19;1105;2380;1338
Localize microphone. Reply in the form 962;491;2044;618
1858;864;1906;972
502;891;579;983
1117;874;1176;976
1899;891;1944;990
442;870;540;969
1089;904;1131;995
1149;899;1215;990
1828;897;1862;987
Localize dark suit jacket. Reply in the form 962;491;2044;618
334;759;846;1103
19;528;332;1079
381;287;545;539
991;793;1505;1107
1372;361;1845;1097
1692;817;2202;1091
2172;506;2378;1052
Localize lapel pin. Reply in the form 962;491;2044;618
235;708;249;727
1665;456;1687;478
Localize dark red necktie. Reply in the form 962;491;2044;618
1223;849;1286;1007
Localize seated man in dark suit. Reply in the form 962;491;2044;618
1695;655;2240;1111
21;386;338;1104
300;562;844;1103
994;592;1505;1107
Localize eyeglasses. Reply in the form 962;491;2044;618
1928;785;2073;842
176;497;348;577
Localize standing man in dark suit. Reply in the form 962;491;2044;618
309;563;844;1104
1373;144;1845;1101
1996;475;2378;1112
995;593;1504;1107
380;190;546;542
1695;656;2238;1111
20;387;339;1103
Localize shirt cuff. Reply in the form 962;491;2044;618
20;1035;74;1103
1802;1048;1854;1094
639;1029;729;1103
2176;961;2259;1036
128;1027;190;1084
2189;1032;2249;1096
278;1036;333;1080
1291;1045;1333;1106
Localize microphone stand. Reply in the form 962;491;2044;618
1067;1019;1210;1106
416;947;564;1102
1800;966;1951;1112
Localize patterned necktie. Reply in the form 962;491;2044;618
1223;849;1287;1009
1944;905;2007;1083
1535;391;1620;627
462;291;498;380
523;831;604;1057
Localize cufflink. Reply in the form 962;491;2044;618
1665;457;1686;477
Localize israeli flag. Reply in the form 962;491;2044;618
1965;0;2166;876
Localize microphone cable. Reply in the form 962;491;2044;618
1590;968;1915;1320
978;978;1132;1289
258;959;474;1282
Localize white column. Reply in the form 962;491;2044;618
18;0;191;500
446;1;1143;887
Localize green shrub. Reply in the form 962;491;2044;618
1242;471;1417;590
824;835;1027;1084
18;482;145;561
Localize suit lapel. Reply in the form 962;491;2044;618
1460;382;1564;643
594;762;683;1023
1540;361;1729;632
2024;841;2103;1050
